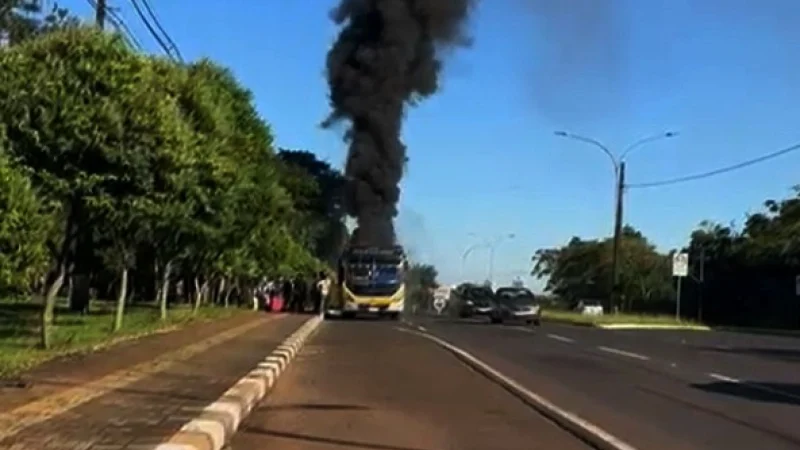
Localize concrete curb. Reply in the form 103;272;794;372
713;326;800;337
397;327;639;450
596;323;710;331
544;318;710;331
153;314;324;450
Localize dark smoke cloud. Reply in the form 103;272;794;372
522;0;628;122
323;0;475;247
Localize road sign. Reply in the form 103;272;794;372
433;286;450;315
433;286;451;302
672;252;689;277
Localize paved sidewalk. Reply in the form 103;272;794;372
1;310;263;413
0;313;311;450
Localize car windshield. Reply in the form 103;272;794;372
495;288;536;305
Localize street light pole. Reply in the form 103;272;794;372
462;233;515;286
554;130;677;312
488;233;515;287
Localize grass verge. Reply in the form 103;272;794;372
0;297;250;378
542;309;709;330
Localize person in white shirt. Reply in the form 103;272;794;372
315;272;331;313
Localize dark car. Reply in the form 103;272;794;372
490;287;541;326
453;284;496;318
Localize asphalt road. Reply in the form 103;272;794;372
229;319;593;450
406;316;800;450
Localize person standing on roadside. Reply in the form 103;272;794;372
282;277;293;312
316;271;331;314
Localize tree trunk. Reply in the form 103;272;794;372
113;268;129;332
193;277;206;313
223;285;233;308
40;265;66;349
159;260;172;320
218;278;227;307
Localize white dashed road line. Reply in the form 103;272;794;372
708;373;739;383
510;326;535;333
597;346;650;361
417;325;427;332
547;334;575;343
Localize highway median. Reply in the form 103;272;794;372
542;310;711;330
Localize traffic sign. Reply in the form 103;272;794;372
672;252;689;277
433;286;451;302
433;286;450;315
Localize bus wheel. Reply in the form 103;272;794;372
341;311;356;320
386;312;400;321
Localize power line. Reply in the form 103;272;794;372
107;7;143;50
627;141;800;189
137;0;181;61
128;0;179;61
86;0;143;50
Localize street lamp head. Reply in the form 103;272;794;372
554;131;568;137
508;233;516;239
664;131;678;138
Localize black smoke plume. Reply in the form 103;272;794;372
323;0;474;247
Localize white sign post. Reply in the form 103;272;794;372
433;286;450;315
672;252;689;320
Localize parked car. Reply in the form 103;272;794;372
576;299;604;316
453;283;496;318
490;287;541;325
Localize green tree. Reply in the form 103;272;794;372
277;149;347;266
0;1;76;45
532;226;673;312
0;147;56;294
0;27;193;346
684;187;800;328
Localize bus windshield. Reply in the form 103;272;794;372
344;259;404;296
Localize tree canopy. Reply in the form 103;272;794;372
532;225;673;313
532;189;800;328
0;24;346;347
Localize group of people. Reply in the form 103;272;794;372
257;272;331;314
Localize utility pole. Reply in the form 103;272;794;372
95;0;107;29
554;131;678;313
610;161;626;312
697;246;706;321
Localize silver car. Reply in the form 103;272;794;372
489;287;541;326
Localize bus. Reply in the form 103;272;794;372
327;245;408;320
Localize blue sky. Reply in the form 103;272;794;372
58;0;800;291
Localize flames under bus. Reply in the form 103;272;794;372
327;245;408;320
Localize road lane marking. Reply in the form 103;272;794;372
708;373;739;383
510;326;534;333
597;346;650;361
417;325;427;332
547;334;574;343
396;326;638;450
708;373;800;402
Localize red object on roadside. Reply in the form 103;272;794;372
268;293;284;312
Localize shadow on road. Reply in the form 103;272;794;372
695;346;800;364
240;427;435;450
691;381;800;406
